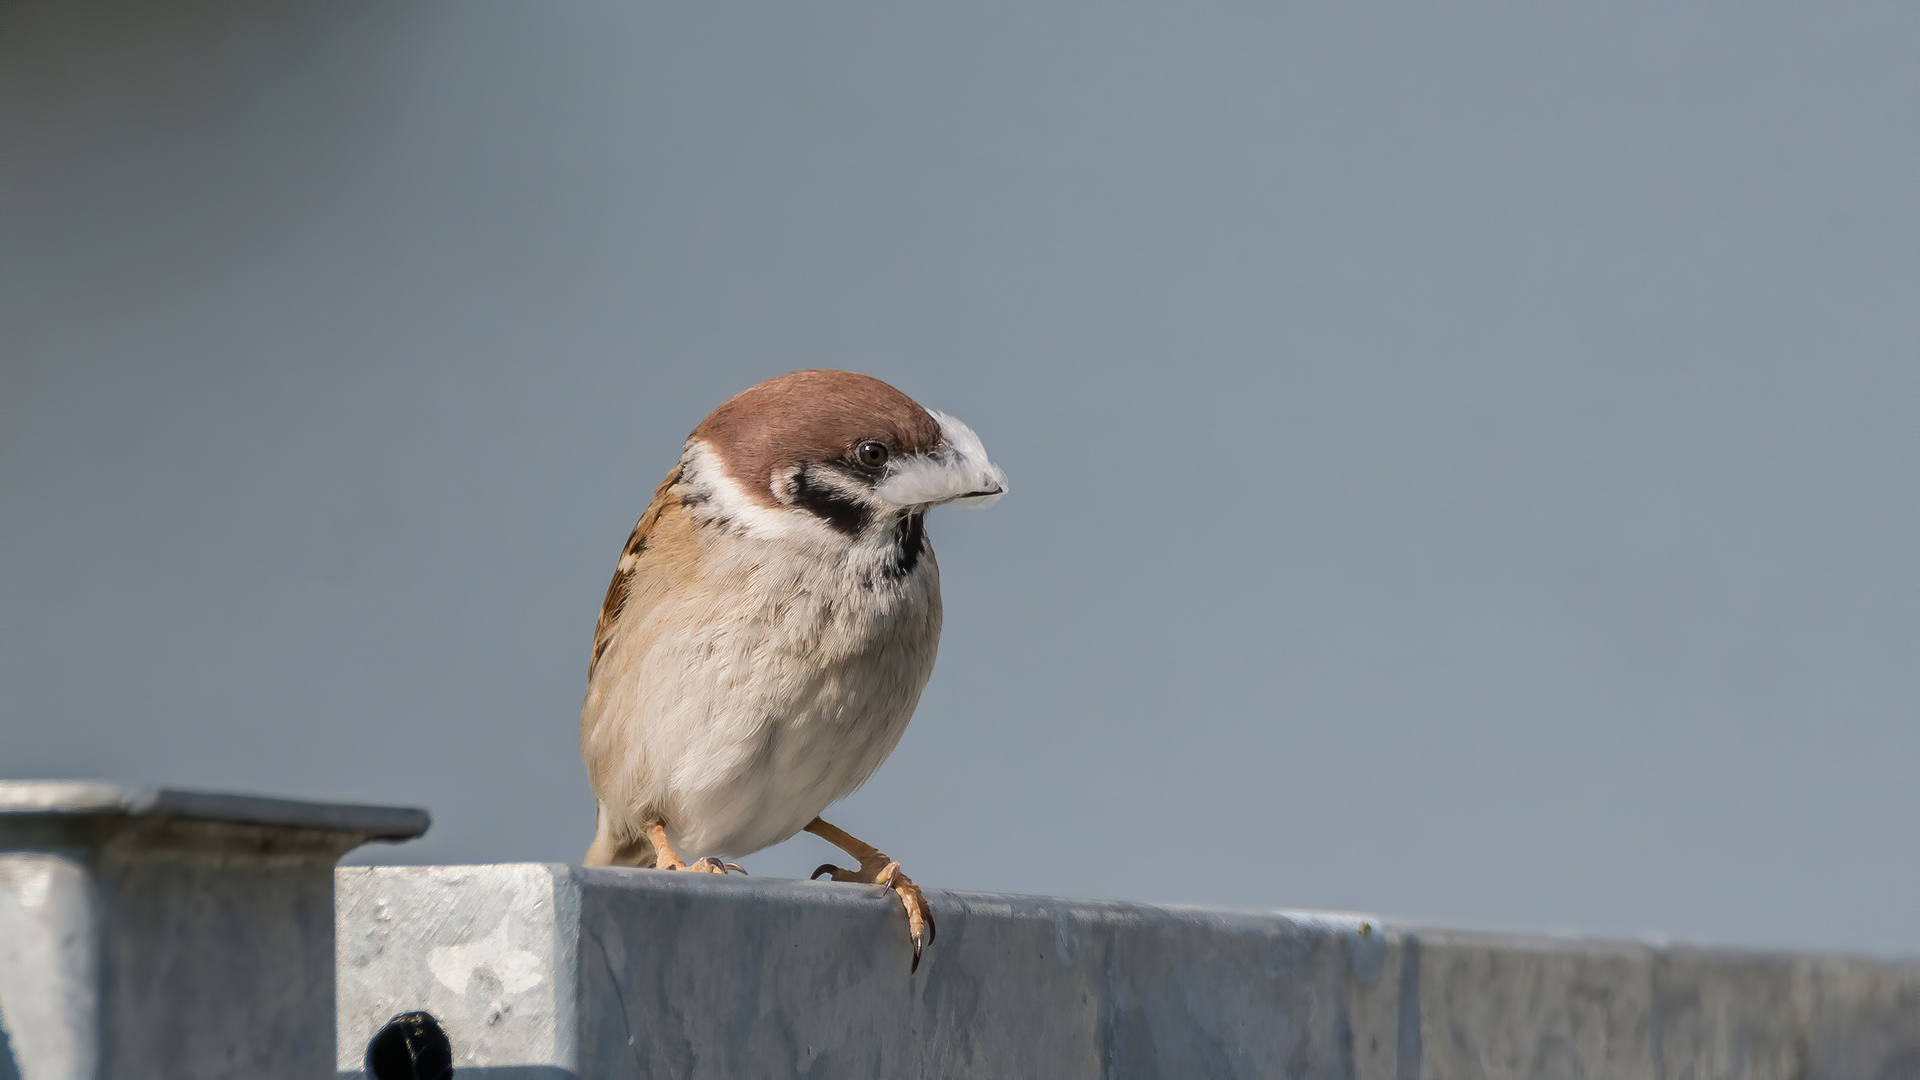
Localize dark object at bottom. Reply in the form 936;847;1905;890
366;1011;453;1080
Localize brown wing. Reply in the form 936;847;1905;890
590;462;683;679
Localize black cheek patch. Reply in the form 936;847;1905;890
787;463;873;536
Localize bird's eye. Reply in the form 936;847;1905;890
855;440;890;469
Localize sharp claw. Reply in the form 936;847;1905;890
910;916;932;973
724;862;747;875
811;863;843;881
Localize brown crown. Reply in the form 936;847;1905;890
689;370;943;503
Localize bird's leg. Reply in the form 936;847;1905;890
644;820;691;870
805;817;935;971
645;820;743;874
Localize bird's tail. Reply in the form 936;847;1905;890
582;804;657;867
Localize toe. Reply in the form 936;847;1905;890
888;875;934;973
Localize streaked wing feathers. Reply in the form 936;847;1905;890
590;463;683;679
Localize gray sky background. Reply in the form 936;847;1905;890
4;1;1916;955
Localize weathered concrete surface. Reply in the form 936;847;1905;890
0;782;428;1080
337;863;1920;1079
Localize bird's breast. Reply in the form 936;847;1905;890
582;526;944;856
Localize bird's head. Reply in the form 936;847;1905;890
683;369;1006;540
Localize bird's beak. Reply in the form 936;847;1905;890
938;482;1006;509
874;412;1007;510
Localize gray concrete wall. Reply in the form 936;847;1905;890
338;864;1920;1079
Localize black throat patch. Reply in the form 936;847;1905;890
881;512;927;580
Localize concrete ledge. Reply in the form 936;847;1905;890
0;781;432;841
336;863;1920;1079
0;781;429;1080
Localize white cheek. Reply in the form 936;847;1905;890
677;442;813;542
681;441;898;552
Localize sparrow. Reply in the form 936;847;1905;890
579;369;1006;970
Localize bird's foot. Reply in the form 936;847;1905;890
812;856;935;970
655;851;744;874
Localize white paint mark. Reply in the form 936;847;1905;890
14;862;53;909
428;916;545;996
